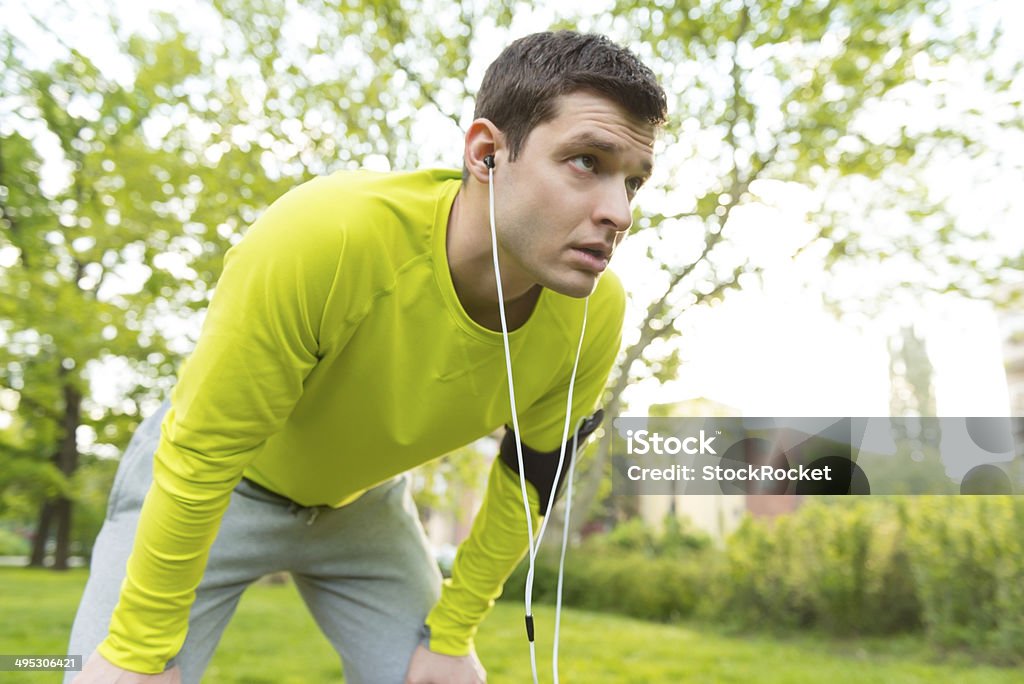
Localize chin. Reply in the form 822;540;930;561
544;272;600;299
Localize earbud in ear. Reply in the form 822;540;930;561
483;154;495;169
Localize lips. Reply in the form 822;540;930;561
574;242;612;258
570;244;612;272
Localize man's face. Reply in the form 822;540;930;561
493;90;656;298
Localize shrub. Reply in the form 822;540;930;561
904;496;1023;663
0;526;30;556
498;499;1022;665
709;499;925;636
501;524;712;623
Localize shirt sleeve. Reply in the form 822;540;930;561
98;177;345;673
424;455;541;655
424;273;626;655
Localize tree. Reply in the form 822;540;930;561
867;324;953;494
0;0;490;566
3;0;1018;563
554;0;1021;535
2;19;224;567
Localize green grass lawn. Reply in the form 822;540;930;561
1;567;1021;683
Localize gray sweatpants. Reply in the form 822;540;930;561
66;401;442;683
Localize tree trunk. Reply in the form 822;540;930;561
28;500;54;567
53;497;72;570
52;381;82;570
566;379;628;541
28;378;82;570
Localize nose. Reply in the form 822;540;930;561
593;179;633;233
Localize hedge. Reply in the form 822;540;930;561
499;497;1023;664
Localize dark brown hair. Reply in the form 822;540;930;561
470;31;667;172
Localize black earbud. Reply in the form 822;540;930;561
483;154;495;169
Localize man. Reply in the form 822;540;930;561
68;30;666;683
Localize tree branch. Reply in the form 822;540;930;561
4;388;63;424
726;3;751;190
0;137;31;269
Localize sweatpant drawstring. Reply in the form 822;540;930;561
288;503;321;525
288;501;319;524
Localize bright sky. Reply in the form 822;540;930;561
4;0;1022;425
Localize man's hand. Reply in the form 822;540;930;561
405;644;486;684
73;650;181;683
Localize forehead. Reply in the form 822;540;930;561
536;90;656;162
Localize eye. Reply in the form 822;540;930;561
570;155;597;172
627;177;644;193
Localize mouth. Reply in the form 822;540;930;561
570;245;611;273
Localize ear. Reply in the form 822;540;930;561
464;119;504;184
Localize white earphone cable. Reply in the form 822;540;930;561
488;163;590;684
552;415;586;684
487;165;540;682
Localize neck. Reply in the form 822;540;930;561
445;185;540;331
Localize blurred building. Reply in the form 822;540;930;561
636;398;801;545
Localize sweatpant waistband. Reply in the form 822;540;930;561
235;475;399;516
236;477;298;506
236;477;328;525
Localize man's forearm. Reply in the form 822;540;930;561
99;471;236;672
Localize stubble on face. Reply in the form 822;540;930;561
494;91;656;299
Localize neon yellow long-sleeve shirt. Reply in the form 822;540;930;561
98;168;625;672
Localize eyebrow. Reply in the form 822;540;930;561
557;133;654;175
